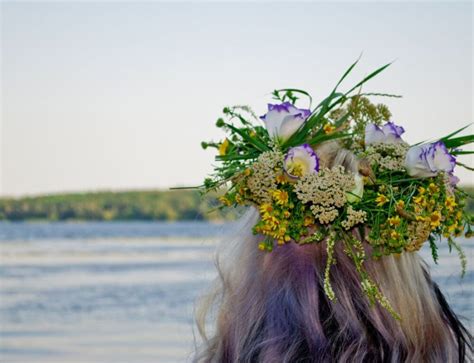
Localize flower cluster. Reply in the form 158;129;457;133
196;61;473;319
363;142;409;171
294;166;355;224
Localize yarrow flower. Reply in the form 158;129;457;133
365;122;405;145
260;102;311;142
283;144;319;178
404;141;456;178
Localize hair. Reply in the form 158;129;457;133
193;143;472;363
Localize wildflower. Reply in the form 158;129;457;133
219;138;229;156
219;196;232;206
272;190;289;206
418;186;426;195
447;222;458;233
413;195;425;205
275;174;286;184
416;215;428;222
375;193;389;206
429;211;442;229
428;183;439;194
260;102;311;142
388;216;401;227
365;122;405;145
390;230;400;239
396;200;405;209
445;196;457;212
244;168;252;176
405;141;456;178
259;203;273;216
323;123;336;134
284;144;319;178
303;216;314;226
258;242;266;251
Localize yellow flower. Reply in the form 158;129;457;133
388;216;401;227
416;215;428;222
259;203;273;216
418;186;426;195
429;210;442;229
323;123;336;134
396;200;405;209
219;138;230;156
447;222;458;233
283;210;291;218
413;195;425;205
303;216;314;227
243;168;252;176
219;196;232;206
375;193;389;206
275;174;287;184
258;242;266;251
272;190;289;206
428;183;439;194
445;196;457;212
390;230;400;239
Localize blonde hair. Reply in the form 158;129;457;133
194;143;471;362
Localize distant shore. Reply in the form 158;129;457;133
0;190;243;222
0;188;471;222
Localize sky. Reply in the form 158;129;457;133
1;1;473;197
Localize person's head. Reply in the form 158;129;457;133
194;143;472;363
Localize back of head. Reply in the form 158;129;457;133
194;143;471;363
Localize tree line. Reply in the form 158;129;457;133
0;190;242;222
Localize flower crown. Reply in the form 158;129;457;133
196;61;473;319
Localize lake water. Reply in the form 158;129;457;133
0;221;472;363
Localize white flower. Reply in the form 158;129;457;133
365;122;405;145
260;102;311;142
283;144;319;178
405;141;456;178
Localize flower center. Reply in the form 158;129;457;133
287;161;306;177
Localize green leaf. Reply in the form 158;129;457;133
275;88;313;108
307;132;351;146
216;153;259;161
225;124;270;152
451;150;474;155
428;236;439;264
443;134;474;149
440;124;472;142
344;62;392;96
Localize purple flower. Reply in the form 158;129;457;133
448;173;460;187
283;144;319;178
260;102;311;142
405;141;456;178
365;122;406;145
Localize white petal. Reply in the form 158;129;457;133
263;110;287;139
432;145;455;173
365;124;385;145
278;115;305;142
405;145;437;178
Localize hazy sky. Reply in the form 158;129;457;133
1;1;473;197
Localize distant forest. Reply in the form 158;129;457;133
0;190;243;222
0;188;472;222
